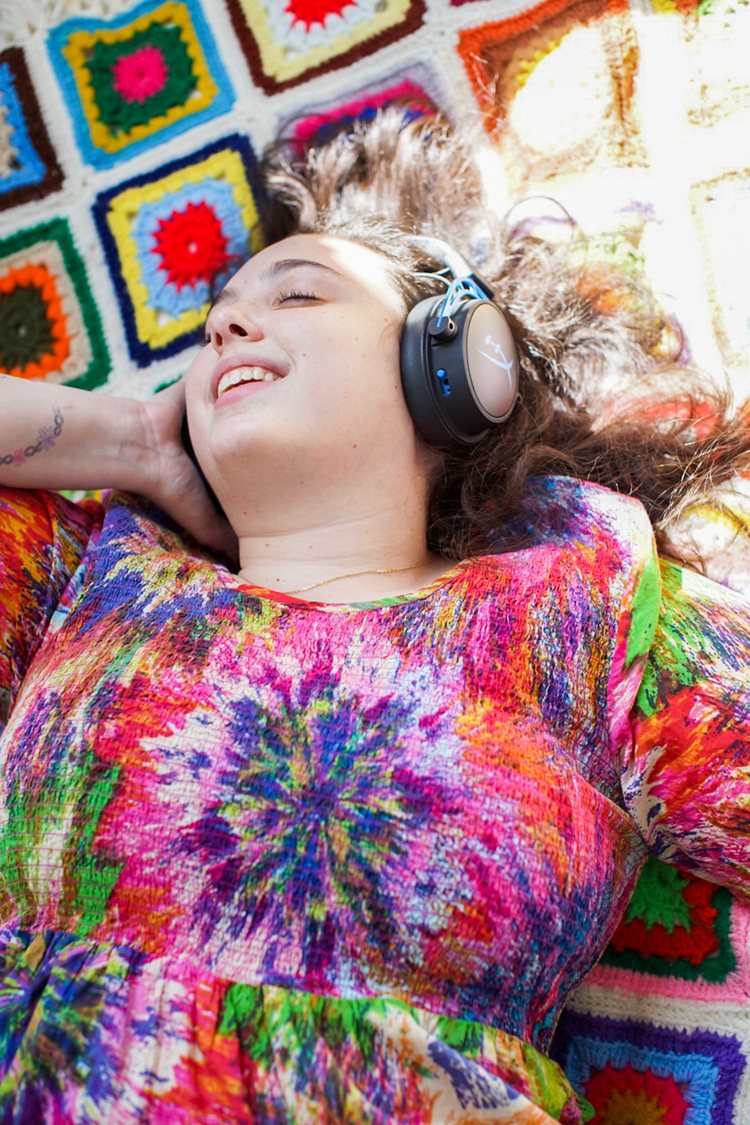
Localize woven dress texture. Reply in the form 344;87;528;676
1;475;749;1122
4;0;750;1118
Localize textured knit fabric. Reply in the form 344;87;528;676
0;476;749;1123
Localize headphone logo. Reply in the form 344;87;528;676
478;334;516;378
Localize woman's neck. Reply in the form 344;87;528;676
234;510;442;600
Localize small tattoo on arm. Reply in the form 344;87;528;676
1;408;64;467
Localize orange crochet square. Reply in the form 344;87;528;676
0;262;69;380
457;0;645;187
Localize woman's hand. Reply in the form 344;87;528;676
137;381;237;559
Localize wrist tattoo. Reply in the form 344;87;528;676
1;407;64;467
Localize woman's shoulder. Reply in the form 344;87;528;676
490;474;655;567
0;487;215;573
81;489;229;578
1;487;103;557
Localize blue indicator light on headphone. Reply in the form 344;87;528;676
436;368;452;395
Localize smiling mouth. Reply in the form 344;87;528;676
216;366;283;397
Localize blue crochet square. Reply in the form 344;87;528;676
0;48;63;210
552;1010;745;1124
46;0;235;169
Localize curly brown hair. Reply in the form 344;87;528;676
260;109;750;563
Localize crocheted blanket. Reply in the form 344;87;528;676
2;1;750;1119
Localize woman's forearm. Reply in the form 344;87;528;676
1;374;236;555
0;374;151;493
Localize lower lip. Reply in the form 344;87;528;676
214;379;282;406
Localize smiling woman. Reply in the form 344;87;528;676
0;110;750;1124
182;233;443;598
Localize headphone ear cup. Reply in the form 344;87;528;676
400;296;520;448
400;297;459;448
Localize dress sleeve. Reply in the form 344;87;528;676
0;488;100;732
621;558;750;899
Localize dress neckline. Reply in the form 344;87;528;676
217;557;481;611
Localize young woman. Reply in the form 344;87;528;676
1;111;749;1123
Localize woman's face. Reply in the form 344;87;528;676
184;233;426;514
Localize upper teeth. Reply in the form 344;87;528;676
217;366;279;396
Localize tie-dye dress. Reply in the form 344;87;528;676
1;476;749;1123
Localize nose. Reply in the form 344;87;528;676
207;300;263;350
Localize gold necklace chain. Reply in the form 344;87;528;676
286;559;429;596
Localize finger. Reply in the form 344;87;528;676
170;480;237;559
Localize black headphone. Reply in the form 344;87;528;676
400;237;520;449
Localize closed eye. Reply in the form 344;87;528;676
275;289;319;304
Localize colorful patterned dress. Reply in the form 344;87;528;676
1;476;749;1123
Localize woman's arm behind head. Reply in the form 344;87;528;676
0;371;235;558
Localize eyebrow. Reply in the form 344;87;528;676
260;257;345;283
206;257;344;317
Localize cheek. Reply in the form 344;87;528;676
184;348;210;400
182;352;216;452
376;325;408;407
